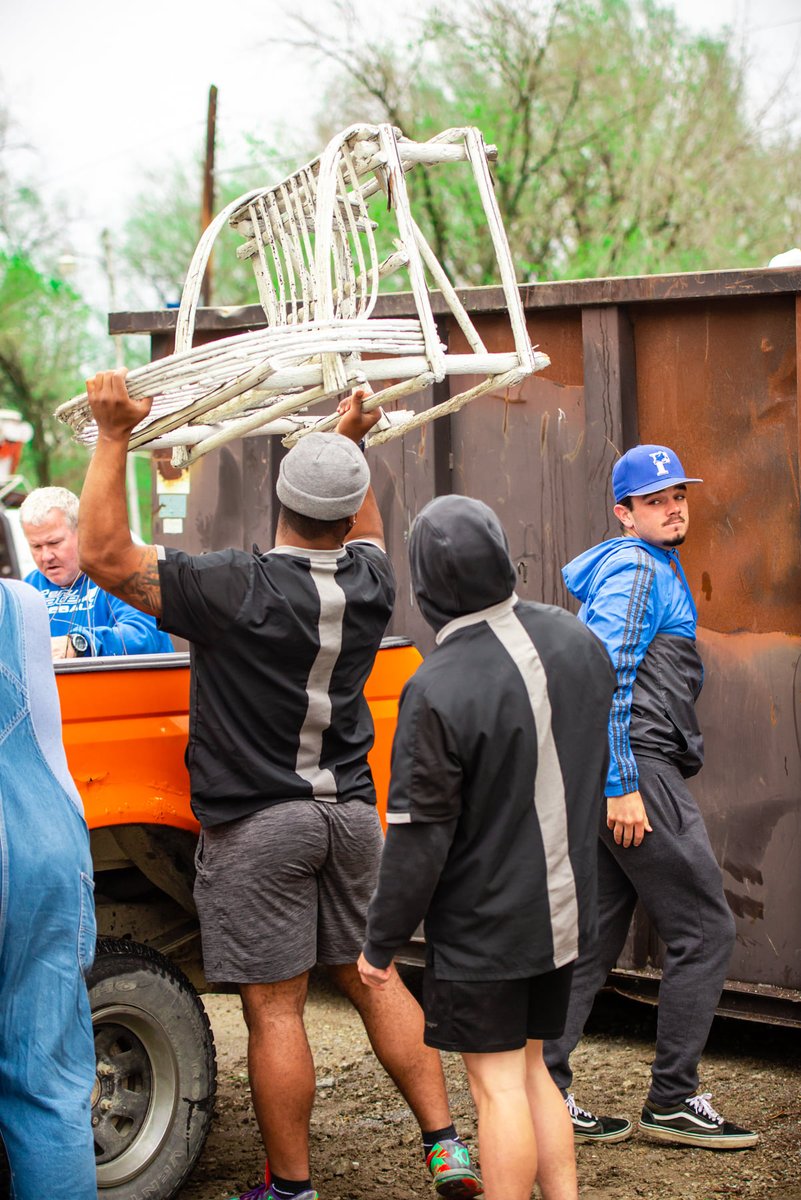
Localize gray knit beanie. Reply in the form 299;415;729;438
276;432;370;520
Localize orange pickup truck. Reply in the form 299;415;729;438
56;639;420;1200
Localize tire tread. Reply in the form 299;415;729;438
88;936;217;1200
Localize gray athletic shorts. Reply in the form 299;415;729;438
194;800;383;984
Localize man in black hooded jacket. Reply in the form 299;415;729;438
358;495;615;1200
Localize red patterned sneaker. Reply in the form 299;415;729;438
425;1138;483;1198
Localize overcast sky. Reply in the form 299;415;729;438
2;0;800;308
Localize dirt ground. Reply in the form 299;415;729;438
180;972;801;1200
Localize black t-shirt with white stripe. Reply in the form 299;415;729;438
157;541;395;827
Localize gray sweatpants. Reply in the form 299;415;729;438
544;756;736;1106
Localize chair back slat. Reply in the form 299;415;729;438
250;198;280;325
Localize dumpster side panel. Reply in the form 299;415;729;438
448;310;587;610
695;630;801;991
128;270;801;1018
631;296;800;636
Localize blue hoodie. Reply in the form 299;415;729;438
562;537;702;797
25;570;173;656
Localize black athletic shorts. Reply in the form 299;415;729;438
422;962;575;1053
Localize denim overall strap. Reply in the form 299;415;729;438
0;581;97;1200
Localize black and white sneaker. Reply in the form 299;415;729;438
565;1093;633;1144
638;1093;758;1149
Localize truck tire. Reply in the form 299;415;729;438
87;937;217;1200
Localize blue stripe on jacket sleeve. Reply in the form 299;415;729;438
580;549;656;797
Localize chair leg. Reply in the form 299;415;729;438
366;368;528;447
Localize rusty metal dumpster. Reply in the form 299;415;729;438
115;263;801;1025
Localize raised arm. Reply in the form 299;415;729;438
79;370;162;618
334;387;385;549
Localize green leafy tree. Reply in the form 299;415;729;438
114;0;801;305
278;0;801;283
0;103;99;488
0;250;96;489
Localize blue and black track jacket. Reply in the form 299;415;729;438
563;537;704;798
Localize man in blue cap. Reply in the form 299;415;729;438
543;445;758;1151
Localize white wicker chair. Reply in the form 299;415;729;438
57;124;549;465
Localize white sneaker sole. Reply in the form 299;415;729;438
637;1120;759;1150
573;1124;634;1145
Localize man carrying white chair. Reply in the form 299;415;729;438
77;369;482;1200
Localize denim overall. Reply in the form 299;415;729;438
0;581;96;1198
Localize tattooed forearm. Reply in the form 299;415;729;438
115;547;163;617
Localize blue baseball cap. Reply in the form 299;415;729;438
612;444;702;503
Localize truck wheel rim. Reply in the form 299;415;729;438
92;1004;179;1186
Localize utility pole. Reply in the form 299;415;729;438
200;84;218;307
101;228;143;539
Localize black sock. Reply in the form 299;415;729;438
269;1176;313;1199
422;1123;458;1158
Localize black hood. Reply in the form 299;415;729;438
409;495;516;632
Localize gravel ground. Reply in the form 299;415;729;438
179;972;801;1200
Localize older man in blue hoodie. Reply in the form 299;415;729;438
543;445;756;1151
359;495;616;1200
20;487;172;659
